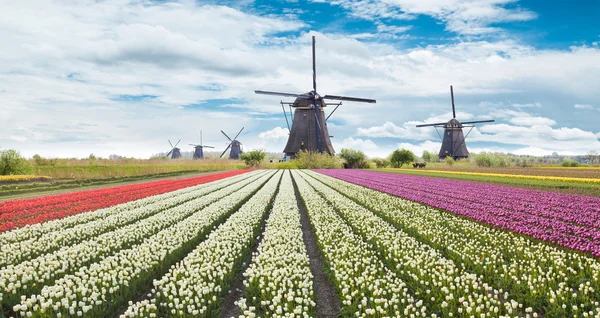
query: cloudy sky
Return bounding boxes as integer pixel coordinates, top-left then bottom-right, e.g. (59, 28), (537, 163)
(1, 0), (599, 158)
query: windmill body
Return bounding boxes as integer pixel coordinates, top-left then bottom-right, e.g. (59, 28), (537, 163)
(166, 140), (182, 159)
(220, 128), (244, 160)
(190, 131), (214, 159)
(417, 86), (494, 160)
(255, 36), (376, 159)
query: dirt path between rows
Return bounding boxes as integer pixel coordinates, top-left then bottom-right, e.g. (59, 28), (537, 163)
(292, 174), (341, 318)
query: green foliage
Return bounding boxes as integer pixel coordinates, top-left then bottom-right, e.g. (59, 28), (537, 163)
(390, 149), (416, 168)
(0, 149), (33, 175)
(473, 152), (511, 167)
(295, 151), (342, 169)
(339, 148), (368, 169)
(240, 150), (267, 168)
(32, 154), (57, 166)
(561, 159), (580, 167)
(445, 156), (455, 166)
(371, 158), (390, 168)
(422, 150), (432, 161)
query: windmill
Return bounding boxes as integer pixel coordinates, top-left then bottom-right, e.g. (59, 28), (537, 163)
(416, 86), (495, 160)
(220, 127), (244, 160)
(190, 131), (214, 159)
(255, 36), (376, 159)
(166, 139), (182, 159)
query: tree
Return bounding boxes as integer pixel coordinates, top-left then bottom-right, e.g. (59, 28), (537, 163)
(0, 149), (33, 175)
(240, 150), (267, 168)
(390, 149), (415, 168)
(339, 148), (368, 169)
(586, 150), (599, 165)
(422, 150), (432, 162)
(372, 158), (389, 168)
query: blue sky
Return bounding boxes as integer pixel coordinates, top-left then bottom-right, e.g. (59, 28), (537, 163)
(0, 0), (599, 158)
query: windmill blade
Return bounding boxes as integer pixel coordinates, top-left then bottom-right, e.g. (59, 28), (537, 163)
(220, 143), (232, 158)
(312, 35), (317, 92)
(460, 120), (495, 125)
(189, 144), (200, 147)
(416, 122), (448, 127)
(232, 127), (245, 141)
(204, 146), (215, 149)
(168, 140), (173, 148)
(166, 149), (173, 157)
(221, 130), (233, 141)
(322, 95), (376, 103)
(174, 139), (181, 147)
(255, 90), (309, 98)
(450, 85), (456, 119)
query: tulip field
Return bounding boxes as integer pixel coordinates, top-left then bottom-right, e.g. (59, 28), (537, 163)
(1, 169), (599, 317)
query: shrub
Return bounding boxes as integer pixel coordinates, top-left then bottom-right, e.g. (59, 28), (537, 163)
(0, 149), (33, 175)
(445, 156), (455, 166)
(473, 152), (511, 167)
(295, 151), (342, 169)
(390, 149), (415, 168)
(339, 148), (368, 169)
(32, 154), (57, 166)
(561, 159), (580, 167)
(240, 150), (267, 168)
(422, 150), (432, 162)
(371, 158), (390, 168)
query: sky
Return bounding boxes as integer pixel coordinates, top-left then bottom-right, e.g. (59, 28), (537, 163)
(0, 0), (599, 159)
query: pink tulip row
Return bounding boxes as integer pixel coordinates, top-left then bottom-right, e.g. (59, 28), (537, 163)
(316, 169), (600, 257)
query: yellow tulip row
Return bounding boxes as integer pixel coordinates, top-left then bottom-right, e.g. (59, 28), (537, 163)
(387, 168), (600, 183)
(0, 175), (51, 182)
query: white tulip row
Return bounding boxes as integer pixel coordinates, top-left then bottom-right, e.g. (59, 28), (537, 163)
(291, 171), (423, 317)
(120, 170), (284, 317)
(238, 171), (315, 318)
(300, 171), (530, 317)
(0, 171), (267, 309)
(0, 171), (258, 247)
(12, 171), (277, 318)
(306, 170), (600, 317)
(1, 171), (264, 267)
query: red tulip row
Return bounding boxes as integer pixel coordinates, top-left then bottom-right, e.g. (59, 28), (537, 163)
(0, 170), (250, 232)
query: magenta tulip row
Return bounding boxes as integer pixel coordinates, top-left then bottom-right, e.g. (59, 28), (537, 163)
(315, 169), (600, 257)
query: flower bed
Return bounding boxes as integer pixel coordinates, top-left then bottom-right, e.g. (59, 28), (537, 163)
(0, 170), (250, 231)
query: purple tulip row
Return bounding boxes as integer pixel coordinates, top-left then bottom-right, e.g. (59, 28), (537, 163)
(315, 169), (600, 257)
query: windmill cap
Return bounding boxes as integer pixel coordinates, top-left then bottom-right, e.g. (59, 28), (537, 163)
(445, 119), (463, 128)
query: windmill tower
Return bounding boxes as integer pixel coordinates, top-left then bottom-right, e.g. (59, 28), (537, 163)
(190, 131), (214, 159)
(166, 140), (182, 159)
(255, 36), (376, 159)
(416, 86), (495, 159)
(220, 127), (244, 160)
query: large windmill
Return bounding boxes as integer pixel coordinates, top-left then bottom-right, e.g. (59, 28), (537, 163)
(220, 127), (244, 160)
(416, 86), (495, 160)
(166, 139), (182, 159)
(190, 131), (214, 159)
(255, 36), (376, 159)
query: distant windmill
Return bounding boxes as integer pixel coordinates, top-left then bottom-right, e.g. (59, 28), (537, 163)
(255, 36), (376, 159)
(166, 140), (182, 159)
(220, 127), (244, 160)
(190, 131), (214, 159)
(416, 86), (495, 159)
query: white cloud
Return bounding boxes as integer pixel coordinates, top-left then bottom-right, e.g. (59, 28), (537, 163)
(512, 102), (541, 108)
(397, 140), (442, 157)
(574, 104), (594, 109)
(258, 127), (289, 140)
(508, 116), (556, 126)
(0, 1), (598, 158)
(336, 137), (378, 151)
(313, 0), (537, 35)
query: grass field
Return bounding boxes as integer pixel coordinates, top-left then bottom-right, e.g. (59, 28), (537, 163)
(32, 159), (245, 179)
(378, 167), (600, 196)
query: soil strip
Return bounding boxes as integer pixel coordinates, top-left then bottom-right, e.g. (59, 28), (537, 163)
(292, 173), (341, 318)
